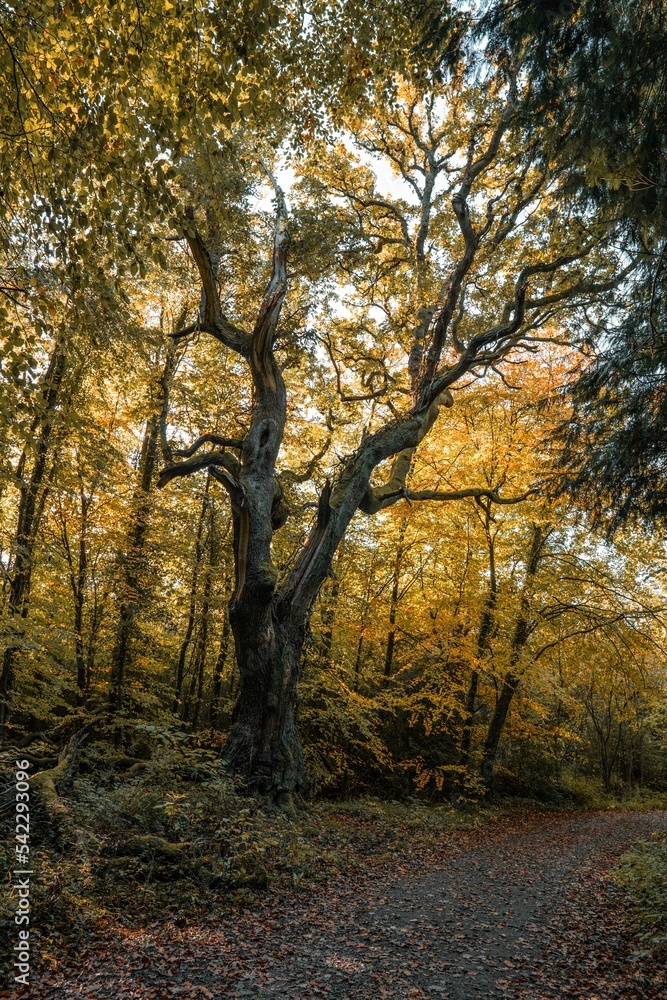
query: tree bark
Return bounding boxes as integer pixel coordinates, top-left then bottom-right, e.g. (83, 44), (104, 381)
(85, 576), (105, 690)
(318, 577), (339, 669)
(352, 547), (380, 690)
(188, 563), (212, 728)
(353, 632), (364, 691)
(57, 463), (98, 696)
(585, 684), (623, 792)
(383, 522), (407, 678)
(222, 604), (305, 801)
(317, 541), (345, 671)
(1, 337), (68, 729)
(217, 395), (457, 796)
(109, 346), (177, 712)
(108, 413), (158, 712)
(172, 480), (209, 714)
(60, 489), (90, 693)
(480, 523), (550, 784)
(209, 610), (231, 728)
(480, 671), (520, 782)
(73, 520), (88, 692)
(459, 508), (497, 786)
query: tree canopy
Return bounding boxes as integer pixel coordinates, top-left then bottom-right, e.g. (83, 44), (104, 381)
(0, 0), (666, 814)
(417, 0), (667, 533)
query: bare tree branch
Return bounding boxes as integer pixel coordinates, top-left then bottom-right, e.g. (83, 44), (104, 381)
(424, 249), (594, 407)
(157, 449), (240, 489)
(179, 207), (251, 355)
(173, 433), (244, 458)
(282, 434), (332, 485)
(420, 71), (519, 394)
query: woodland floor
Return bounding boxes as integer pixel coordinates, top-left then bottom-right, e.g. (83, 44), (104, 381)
(24, 809), (667, 1000)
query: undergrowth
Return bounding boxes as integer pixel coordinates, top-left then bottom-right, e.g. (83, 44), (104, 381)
(0, 728), (501, 979)
(557, 773), (667, 811)
(2, 722), (665, 981)
(614, 833), (667, 955)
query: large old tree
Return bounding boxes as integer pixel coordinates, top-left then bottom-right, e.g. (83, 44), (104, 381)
(1, 4), (665, 812)
(155, 57), (631, 798)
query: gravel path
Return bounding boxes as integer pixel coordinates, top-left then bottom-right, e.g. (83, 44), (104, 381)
(34, 810), (667, 1000)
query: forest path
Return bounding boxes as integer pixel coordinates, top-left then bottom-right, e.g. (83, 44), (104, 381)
(37, 809), (667, 1000)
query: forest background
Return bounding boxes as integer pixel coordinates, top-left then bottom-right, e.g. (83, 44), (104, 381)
(2, 0), (667, 963)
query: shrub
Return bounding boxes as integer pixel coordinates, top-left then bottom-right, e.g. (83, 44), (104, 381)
(614, 834), (667, 954)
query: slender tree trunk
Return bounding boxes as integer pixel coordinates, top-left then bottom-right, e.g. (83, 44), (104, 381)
(480, 524), (550, 785)
(209, 610), (231, 728)
(85, 576), (106, 689)
(190, 567), (212, 728)
(1, 337), (67, 729)
(352, 549), (379, 691)
(317, 578), (339, 666)
(181, 481), (220, 725)
(181, 637), (199, 722)
(60, 480), (91, 694)
(172, 483), (208, 714)
(383, 522), (406, 678)
(480, 671), (520, 782)
(459, 513), (497, 785)
(317, 541), (345, 670)
(459, 670), (479, 777)
(108, 414), (158, 712)
(173, 617), (196, 715)
(353, 632), (364, 690)
(73, 521), (88, 692)
(589, 688), (623, 792)
(109, 347), (177, 712)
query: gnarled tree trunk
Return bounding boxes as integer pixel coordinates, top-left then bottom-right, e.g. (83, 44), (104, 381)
(223, 603), (305, 799)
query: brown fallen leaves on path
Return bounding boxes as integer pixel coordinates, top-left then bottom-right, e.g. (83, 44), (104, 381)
(24, 809), (667, 1000)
